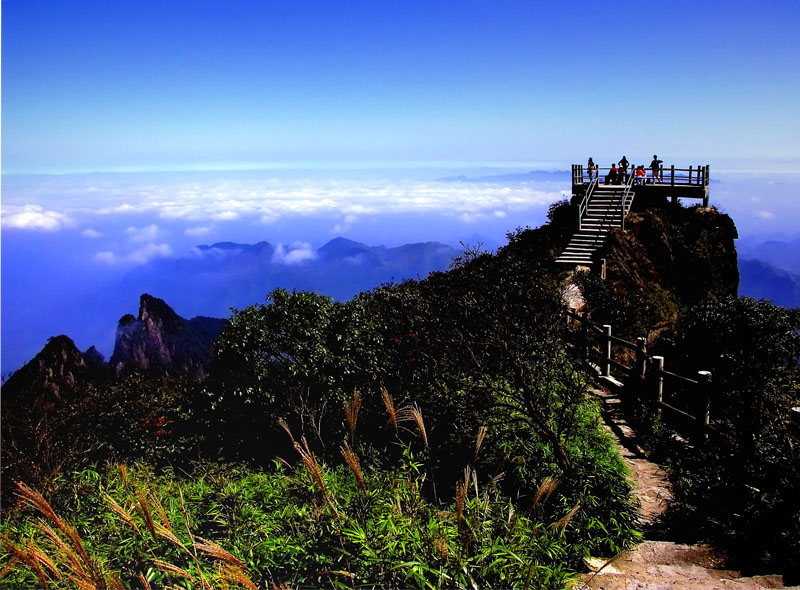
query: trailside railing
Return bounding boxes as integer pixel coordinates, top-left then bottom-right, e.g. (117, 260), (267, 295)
(577, 177), (598, 231)
(564, 308), (728, 443)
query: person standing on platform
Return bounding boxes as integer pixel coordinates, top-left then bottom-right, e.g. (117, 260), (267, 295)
(604, 163), (619, 185)
(618, 156), (630, 183)
(587, 157), (596, 182)
(650, 155), (663, 183)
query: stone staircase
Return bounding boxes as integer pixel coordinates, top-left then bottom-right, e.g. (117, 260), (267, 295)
(576, 541), (790, 589)
(556, 185), (627, 265)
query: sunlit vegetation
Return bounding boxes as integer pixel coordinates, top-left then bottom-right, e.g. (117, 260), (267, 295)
(1, 221), (644, 588)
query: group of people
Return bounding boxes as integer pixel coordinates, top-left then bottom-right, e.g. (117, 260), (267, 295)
(586, 155), (663, 185)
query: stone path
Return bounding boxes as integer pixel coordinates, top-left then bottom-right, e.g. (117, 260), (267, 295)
(574, 384), (795, 590)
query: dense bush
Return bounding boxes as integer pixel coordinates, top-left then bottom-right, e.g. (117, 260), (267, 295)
(646, 297), (800, 580)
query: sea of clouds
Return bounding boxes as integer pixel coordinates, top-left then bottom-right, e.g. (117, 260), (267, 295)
(2, 167), (798, 374)
(0, 168), (568, 373)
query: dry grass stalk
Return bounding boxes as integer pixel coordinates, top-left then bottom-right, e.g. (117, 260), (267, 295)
(134, 487), (157, 538)
(102, 491), (142, 536)
(137, 571), (152, 590)
(433, 536), (449, 561)
(154, 522), (190, 554)
(153, 559), (196, 580)
(532, 476), (559, 507)
(118, 464), (130, 490)
(381, 388), (398, 433)
(554, 504), (581, 531)
(410, 404), (428, 447)
(151, 493), (173, 534)
(455, 467), (471, 527)
(340, 442), (366, 492)
(475, 423), (488, 459)
(195, 537), (247, 569)
(9, 481), (124, 590)
(344, 389), (361, 443)
(218, 563), (259, 590)
(16, 482), (64, 532)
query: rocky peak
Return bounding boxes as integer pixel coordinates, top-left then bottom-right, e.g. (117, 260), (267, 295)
(1, 335), (104, 408)
(110, 294), (226, 378)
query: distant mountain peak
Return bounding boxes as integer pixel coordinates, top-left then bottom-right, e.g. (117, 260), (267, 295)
(110, 294), (226, 378)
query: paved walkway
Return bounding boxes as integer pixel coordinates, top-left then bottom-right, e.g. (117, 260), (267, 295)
(575, 384), (793, 590)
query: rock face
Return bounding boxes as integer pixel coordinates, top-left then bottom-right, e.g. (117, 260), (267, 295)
(110, 294), (226, 378)
(1, 335), (105, 408)
(598, 205), (739, 329)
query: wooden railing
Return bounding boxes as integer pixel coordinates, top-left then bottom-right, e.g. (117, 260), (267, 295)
(565, 308), (725, 442)
(571, 164), (710, 188)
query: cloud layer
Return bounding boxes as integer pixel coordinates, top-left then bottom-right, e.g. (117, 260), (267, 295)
(2, 173), (565, 231)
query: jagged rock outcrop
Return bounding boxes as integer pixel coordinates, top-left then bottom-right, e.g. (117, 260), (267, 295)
(1, 335), (106, 408)
(110, 294), (227, 378)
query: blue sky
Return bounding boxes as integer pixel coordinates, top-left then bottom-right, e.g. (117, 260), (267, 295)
(3, 0), (799, 173)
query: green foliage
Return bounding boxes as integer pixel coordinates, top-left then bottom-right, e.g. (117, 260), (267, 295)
(1, 217), (644, 588)
(645, 297), (800, 580)
(1, 452), (636, 589)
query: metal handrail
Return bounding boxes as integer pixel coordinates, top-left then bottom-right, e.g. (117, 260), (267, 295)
(577, 177), (597, 231)
(620, 171), (635, 230)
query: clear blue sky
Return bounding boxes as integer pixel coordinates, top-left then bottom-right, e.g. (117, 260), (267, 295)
(3, 0), (799, 173)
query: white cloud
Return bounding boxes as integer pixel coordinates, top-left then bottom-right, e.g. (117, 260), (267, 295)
(125, 224), (159, 243)
(211, 210), (240, 221)
(3, 174), (564, 235)
(93, 243), (172, 266)
(81, 228), (104, 238)
(272, 242), (316, 265)
(184, 226), (211, 236)
(756, 210), (775, 219)
(2, 205), (69, 231)
(494, 210), (507, 218)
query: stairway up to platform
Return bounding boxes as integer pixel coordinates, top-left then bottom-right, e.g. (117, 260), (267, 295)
(556, 185), (628, 265)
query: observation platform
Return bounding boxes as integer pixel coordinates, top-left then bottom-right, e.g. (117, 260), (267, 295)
(556, 164), (710, 266)
(571, 164), (710, 206)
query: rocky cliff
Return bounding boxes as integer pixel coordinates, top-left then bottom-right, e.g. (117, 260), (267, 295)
(109, 294), (227, 378)
(576, 204), (739, 338)
(602, 205), (739, 307)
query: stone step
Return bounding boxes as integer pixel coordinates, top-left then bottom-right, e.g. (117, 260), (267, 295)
(578, 541), (787, 589)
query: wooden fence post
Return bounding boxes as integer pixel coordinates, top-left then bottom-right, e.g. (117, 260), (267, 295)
(636, 337), (647, 379)
(581, 310), (590, 365)
(653, 356), (664, 419)
(603, 324), (612, 378)
(697, 370), (713, 441)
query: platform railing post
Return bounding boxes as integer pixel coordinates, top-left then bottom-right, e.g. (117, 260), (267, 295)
(697, 370), (713, 442)
(653, 356), (664, 420)
(603, 324), (612, 378)
(636, 337), (647, 379)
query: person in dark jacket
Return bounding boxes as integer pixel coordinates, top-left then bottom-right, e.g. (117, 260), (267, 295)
(618, 156), (630, 182)
(650, 155), (663, 183)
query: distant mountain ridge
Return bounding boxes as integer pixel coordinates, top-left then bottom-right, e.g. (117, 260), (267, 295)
(116, 237), (461, 319)
(738, 258), (800, 309)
